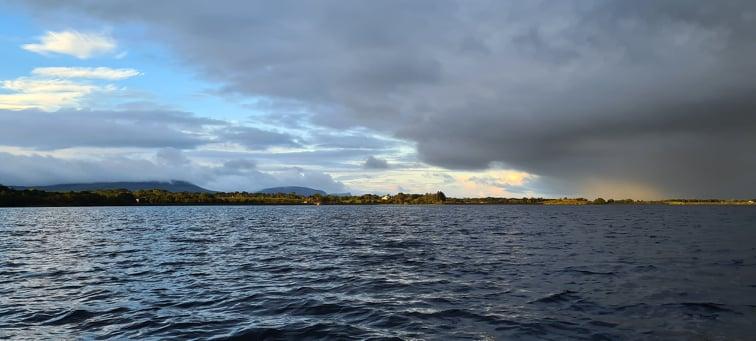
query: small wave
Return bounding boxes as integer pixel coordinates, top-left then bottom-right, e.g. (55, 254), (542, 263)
(669, 302), (736, 313)
(588, 320), (618, 328)
(563, 266), (615, 275)
(219, 322), (378, 340)
(157, 260), (205, 267)
(168, 237), (217, 244)
(531, 290), (579, 303)
(404, 308), (508, 326)
(43, 309), (97, 326)
(120, 318), (166, 332)
(380, 239), (425, 249)
(217, 327), (285, 340)
(21, 269), (72, 279)
(272, 299), (370, 317)
(171, 298), (223, 309)
(633, 265), (658, 272)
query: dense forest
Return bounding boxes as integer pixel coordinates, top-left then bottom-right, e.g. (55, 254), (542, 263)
(0, 185), (753, 207)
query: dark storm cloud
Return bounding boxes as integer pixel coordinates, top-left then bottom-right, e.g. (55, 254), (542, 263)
(363, 156), (389, 170)
(15, 0), (756, 197)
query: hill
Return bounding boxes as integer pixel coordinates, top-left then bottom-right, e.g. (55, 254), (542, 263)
(12, 180), (214, 193)
(257, 186), (326, 196)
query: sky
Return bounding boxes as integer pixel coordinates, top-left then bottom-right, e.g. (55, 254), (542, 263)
(0, 1), (755, 199)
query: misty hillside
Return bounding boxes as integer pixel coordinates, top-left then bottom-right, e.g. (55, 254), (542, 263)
(12, 181), (214, 193)
(257, 186), (327, 196)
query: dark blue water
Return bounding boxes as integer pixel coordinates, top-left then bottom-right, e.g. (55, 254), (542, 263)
(1, 205), (755, 340)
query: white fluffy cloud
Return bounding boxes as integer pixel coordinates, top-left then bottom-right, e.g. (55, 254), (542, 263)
(22, 30), (116, 59)
(31, 67), (141, 80)
(0, 66), (140, 111)
(0, 78), (103, 111)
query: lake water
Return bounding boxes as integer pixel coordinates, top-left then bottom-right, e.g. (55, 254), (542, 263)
(1, 205), (755, 340)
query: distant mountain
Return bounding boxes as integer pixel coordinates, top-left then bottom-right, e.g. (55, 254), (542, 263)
(12, 180), (214, 193)
(257, 186), (326, 196)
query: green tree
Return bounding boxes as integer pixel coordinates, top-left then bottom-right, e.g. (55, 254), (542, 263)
(436, 191), (447, 202)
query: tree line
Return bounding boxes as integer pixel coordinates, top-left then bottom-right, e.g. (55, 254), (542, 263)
(0, 185), (451, 207)
(1, 185), (753, 207)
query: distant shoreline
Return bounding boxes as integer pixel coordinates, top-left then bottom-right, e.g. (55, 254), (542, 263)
(1, 203), (754, 208)
(1, 185), (754, 208)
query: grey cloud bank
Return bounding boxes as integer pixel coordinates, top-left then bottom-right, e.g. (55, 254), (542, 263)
(218, 126), (300, 149)
(0, 108), (350, 192)
(0, 151), (348, 194)
(0, 109), (217, 149)
(13, 0), (756, 197)
(0, 109), (299, 151)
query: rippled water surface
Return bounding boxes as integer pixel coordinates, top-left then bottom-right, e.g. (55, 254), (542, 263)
(1, 205), (755, 340)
